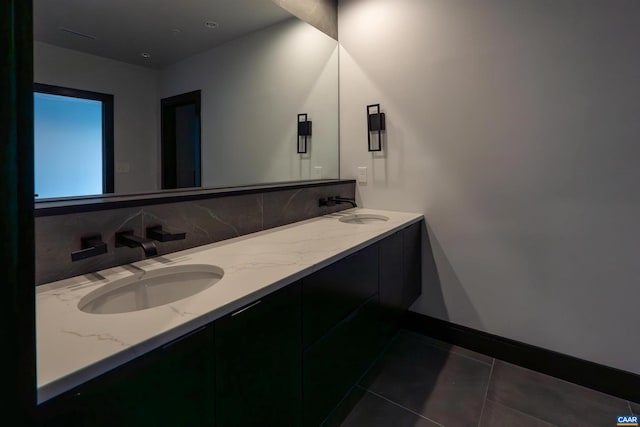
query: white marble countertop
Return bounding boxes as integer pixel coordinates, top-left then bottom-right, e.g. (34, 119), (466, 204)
(36, 208), (423, 403)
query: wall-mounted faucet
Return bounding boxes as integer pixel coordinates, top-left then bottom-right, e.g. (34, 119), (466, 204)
(71, 235), (108, 262)
(334, 197), (357, 208)
(319, 196), (357, 208)
(146, 225), (186, 242)
(116, 230), (158, 257)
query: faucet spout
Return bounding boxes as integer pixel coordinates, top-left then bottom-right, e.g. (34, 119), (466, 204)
(334, 197), (357, 208)
(139, 239), (158, 257)
(116, 231), (158, 257)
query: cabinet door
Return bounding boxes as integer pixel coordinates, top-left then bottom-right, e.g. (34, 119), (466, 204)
(402, 221), (422, 308)
(214, 283), (302, 427)
(38, 323), (216, 427)
(379, 230), (404, 339)
(379, 222), (423, 343)
(303, 296), (381, 427)
(302, 244), (378, 347)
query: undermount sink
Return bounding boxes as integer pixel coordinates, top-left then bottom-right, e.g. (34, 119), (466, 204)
(339, 214), (389, 224)
(78, 264), (224, 314)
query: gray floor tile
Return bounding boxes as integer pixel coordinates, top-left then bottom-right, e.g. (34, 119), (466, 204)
(321, 386), (368, 427)
(400, 329), (494, 365)
(487, 360), (629, 427)
(479, 399), (556, 427)
(631, 401), (640, 415)
(360, 331), (491, 427)
(336, 391), (440, 427)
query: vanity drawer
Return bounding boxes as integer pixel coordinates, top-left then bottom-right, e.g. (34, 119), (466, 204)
(214, 283), (302, 427)
(303, 295), (381, 427)
(37, 323), (216, 427)
(302, 244), (379, 347)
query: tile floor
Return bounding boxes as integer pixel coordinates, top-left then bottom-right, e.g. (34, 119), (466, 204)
(326, 330), (638, 427)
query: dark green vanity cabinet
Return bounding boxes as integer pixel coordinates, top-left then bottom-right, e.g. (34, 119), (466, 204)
(304, 222), (423, 426)
(302, 244), (381, 426)
(37, 220), (423, 427)
(379, 221), (422, 340)
(37, 323), (216, 427)
(302, 244), (379, 347)
(214, 283), (302, 427)
(402, 222), (423, 308)
(303, 296), (382, 426)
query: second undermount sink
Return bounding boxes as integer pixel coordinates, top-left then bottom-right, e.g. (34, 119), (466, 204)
(339, 214), (389, 224)
(78, 264), (224, 315)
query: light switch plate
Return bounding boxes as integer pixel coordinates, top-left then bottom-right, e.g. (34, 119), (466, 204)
(357, 167), (367, 183)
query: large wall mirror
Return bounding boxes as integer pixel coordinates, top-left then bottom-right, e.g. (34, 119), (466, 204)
(33, 0), (339, 200)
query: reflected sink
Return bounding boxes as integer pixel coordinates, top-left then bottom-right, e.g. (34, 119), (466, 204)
(339, 214), (389, 224)
(78, 264), (224, 314)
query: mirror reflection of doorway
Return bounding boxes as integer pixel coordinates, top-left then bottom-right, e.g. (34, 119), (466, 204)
(161, 90), (201, 189)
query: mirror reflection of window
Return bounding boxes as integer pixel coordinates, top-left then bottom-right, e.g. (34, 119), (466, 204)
(33, 84), (114, 199)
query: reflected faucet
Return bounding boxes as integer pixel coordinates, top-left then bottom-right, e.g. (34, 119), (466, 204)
(115, 230), (158, 257)
(319, 196), (358, 208)
(334, 197), (357, 208)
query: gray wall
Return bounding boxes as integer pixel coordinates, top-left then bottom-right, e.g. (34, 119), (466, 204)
(339, 0), (640, 375)
(34, 42), (160, 194)
(273, 0), (338, 40)
(161, 18), (339, 188)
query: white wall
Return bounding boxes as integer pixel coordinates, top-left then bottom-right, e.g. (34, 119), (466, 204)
(339, 0), (640, 375)
(161, 18), (339, 188)
(34, 42), (160, 193)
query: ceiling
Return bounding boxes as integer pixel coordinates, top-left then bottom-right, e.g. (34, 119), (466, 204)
(33, 0), (293, 68)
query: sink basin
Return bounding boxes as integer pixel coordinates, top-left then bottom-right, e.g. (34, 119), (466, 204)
(78, 264), (224, 314)
(339, 214), (389, 224)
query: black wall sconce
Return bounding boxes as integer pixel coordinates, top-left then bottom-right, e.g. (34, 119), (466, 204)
(297, 113), (312, 153)
(367, 104), (386, 152)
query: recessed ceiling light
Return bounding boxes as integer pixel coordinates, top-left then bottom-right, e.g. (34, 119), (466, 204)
(204, 21), (218, 29)
(141, 52), (151, 58)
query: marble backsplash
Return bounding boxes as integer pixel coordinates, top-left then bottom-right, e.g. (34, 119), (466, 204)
(36, 181), (355, 285)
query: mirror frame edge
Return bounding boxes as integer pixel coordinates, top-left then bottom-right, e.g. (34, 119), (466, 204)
(1, 0), (37, 421)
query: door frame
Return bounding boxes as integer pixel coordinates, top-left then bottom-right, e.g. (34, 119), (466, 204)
(1, 0), (37, 422)
(161, 90), (202, 189)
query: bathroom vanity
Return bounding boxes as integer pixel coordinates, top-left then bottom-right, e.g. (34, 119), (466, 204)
(36, 208), (423, 426)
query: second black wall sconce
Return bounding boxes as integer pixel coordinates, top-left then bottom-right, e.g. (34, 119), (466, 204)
(297, 113), (312, 153)
(367, 104), (386, 152)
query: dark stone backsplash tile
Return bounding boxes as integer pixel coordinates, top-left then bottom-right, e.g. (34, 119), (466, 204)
(141, 194), (263, 254)
(36, 207), (144, 285)
(36, 182), (355, 285)
(263, 182), (355, 229)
